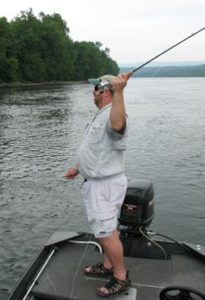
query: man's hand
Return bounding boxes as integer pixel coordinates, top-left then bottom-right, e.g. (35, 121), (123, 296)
(112, 72), (131, 93)
(64, 167), (79, 179)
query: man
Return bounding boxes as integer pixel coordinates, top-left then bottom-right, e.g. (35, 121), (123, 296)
(64, 73), (130, 297)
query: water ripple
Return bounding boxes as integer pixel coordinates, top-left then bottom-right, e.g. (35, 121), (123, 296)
(0, 78), (205, 293)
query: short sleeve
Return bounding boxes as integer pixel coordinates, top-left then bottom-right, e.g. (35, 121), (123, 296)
(106, 121), (127, 150)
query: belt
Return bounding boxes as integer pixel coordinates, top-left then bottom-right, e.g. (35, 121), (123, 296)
(84, 173), (123, 182)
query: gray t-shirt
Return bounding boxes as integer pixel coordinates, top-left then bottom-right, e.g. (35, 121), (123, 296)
(78, 103), (127, 178)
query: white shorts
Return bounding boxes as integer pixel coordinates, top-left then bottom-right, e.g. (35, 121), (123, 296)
(81, 174), (127, 238)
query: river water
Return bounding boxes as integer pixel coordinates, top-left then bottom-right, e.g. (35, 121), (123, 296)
(0, 78), (205, 294)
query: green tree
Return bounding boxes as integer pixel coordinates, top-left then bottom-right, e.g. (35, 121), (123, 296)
(0, 10), (119, 83)
(39, 12), (74, 80)
(11, 9), (47, 81)
(0, 17), (18, 82)
(73, 41), (119, 80)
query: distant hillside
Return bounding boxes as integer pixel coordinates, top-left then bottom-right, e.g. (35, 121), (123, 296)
(120, 64), (205, 77)
(119, 61), (205, 67)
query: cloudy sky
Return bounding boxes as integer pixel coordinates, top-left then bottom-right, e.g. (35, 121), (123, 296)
(1, 0), (205, 64)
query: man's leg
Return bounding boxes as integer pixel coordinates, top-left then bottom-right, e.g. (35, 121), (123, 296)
(97, 229), (127, 295)
(84, 230), (123, 275)
(103, 253), (113, 270)
(99, 229), (126, 280)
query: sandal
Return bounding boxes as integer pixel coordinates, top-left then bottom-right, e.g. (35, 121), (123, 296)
(97, 272), (131, 298)
(84, 263), (113, 278)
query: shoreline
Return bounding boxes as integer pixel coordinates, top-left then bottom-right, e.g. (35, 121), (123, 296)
(0, 80), (88, 88)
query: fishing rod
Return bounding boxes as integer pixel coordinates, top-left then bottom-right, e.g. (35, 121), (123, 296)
(129, 27), (205, 76)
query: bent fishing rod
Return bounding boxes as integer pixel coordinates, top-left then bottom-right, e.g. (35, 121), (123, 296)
(127, 26), (205, 76)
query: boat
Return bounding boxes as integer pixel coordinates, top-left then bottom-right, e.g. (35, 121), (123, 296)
(8, 180), (205, 300)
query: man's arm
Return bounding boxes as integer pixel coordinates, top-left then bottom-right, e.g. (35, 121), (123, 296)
(109, 74), (129, 133)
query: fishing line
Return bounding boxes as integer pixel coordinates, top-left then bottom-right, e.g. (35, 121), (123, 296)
(69, 234), (99, 299)
(128, 27), (205, 76)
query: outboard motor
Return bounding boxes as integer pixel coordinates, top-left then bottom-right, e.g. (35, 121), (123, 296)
(119, 180), (154, 236)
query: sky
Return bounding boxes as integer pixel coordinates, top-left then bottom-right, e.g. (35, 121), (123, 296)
(1, 0), (205, 65)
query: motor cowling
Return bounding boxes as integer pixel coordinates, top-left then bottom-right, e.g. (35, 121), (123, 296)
(119, 180), (154, 229)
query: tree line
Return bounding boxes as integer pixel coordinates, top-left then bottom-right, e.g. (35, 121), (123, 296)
(0, 9), (119, 83)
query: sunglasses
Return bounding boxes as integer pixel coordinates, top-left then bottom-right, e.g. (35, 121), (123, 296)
(94, 85), (104, 93)
(94, 85), (100, 91)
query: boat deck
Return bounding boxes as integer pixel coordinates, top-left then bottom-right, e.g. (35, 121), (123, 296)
(30, 232), (205, 300)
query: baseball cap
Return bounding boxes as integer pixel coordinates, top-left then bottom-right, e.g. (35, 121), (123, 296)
(88, 75), (116, 91)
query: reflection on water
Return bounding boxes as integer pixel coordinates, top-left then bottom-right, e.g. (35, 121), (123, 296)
(0, 78), (205, 293)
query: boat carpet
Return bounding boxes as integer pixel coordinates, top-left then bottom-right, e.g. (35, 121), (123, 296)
(32, 239), (205, 300)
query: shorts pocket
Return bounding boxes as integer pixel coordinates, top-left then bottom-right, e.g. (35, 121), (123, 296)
(90, 215), (117, 237)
